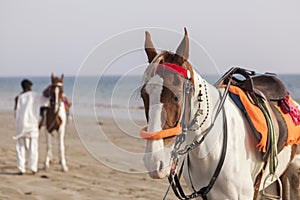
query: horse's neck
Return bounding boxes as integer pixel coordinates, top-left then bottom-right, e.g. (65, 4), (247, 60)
(183, 73), (227, 194)
(184, 73), (263, 197)
(184, 73), (224, 158)
(50, 101), (67, 121)
(190, 73), (221, 132)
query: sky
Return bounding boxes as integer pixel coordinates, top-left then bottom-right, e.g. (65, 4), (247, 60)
(1, 0), (300, 76)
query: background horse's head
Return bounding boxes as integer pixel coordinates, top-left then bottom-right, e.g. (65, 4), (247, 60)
(50, 73), (64, 113)
(141, 29), (194, 179)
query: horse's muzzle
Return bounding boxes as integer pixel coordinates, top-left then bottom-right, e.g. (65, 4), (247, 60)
(148, 163), (170, 179)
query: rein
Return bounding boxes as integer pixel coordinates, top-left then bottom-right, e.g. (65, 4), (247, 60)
(165, 79), (231, 200)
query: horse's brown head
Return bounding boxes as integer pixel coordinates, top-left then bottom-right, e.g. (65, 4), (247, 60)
(140, 28), (194, 179)
(50, 73), (64, 113)
(142, 28), (194, 131)
(46, 73), (64, 133)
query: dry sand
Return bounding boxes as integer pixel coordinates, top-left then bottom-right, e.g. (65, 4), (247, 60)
(0, 111), (178, 200)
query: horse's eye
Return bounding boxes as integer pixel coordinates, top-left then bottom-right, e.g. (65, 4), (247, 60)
(173, 95), (180, 103)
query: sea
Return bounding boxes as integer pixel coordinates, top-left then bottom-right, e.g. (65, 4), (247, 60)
(1, 74), (300, 121)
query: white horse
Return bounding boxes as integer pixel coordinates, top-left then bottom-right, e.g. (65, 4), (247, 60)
(140, 29), (300, 199)
(43, 74), (68, 172)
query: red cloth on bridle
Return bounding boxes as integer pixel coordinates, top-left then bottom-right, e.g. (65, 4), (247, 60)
(157, 63), (189, 79)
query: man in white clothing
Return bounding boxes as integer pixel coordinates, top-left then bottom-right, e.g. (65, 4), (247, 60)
(14, 79), (48, 175)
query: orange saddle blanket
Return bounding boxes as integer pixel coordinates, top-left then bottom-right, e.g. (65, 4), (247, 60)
(228, 85), (300, 152)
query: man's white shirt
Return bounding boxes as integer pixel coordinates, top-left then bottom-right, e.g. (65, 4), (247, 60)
(14, 91), (48, 139)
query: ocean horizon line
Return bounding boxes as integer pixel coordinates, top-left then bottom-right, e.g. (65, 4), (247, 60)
(2, 73), (300, 78)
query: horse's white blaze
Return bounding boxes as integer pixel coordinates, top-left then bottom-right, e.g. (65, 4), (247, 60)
(145, 75), (164, 132)
(54, 86), (59, 113)
(143, 75), (171, 178)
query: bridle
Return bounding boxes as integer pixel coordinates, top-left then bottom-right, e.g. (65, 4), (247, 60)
(166, 79), (230, 200)
(140, 61), (233, 200)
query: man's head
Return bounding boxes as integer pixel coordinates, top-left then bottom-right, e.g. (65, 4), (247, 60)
(21, 79), (33, 92)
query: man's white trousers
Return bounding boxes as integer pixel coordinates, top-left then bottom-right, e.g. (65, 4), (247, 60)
(16, 136), (38, 173)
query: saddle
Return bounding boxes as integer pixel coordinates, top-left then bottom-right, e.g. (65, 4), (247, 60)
(217, 67), (289, 160)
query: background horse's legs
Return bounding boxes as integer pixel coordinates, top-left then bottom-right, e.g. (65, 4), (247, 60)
(283, 144), (300, 200)
(44, 132), (53, 169)
(58, 127), (68, 172)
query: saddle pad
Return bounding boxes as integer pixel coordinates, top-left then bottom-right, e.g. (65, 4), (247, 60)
(228, 85), (300, 152)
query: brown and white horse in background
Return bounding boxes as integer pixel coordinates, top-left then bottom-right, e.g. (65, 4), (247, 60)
(44, 74), (68, 172)
(140, 29), (300, 199)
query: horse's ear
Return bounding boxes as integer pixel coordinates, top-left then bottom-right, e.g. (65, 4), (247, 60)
(51, 73), (55, 82)
(144, 31), (157, 63)
(175, 27), (189, 60)
(61, 74), (64, 82)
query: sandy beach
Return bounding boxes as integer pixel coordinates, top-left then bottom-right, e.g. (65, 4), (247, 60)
(0, 110), (177, 200)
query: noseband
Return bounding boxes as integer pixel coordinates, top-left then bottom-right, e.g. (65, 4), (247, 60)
(140, 124), (181, 140)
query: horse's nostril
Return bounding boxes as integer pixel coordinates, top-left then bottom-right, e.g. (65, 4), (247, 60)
(159, 161), (164, 171)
